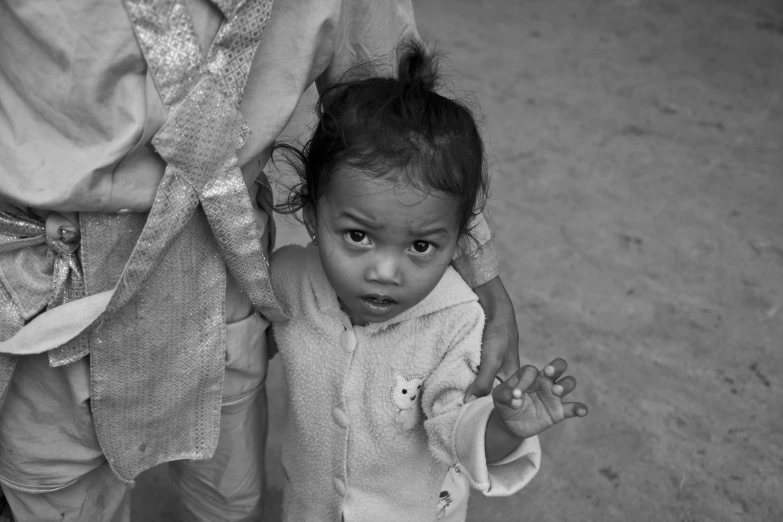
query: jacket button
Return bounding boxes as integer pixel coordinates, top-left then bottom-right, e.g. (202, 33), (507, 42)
(339, 330), (356, 353)
(332, 477), (347, 496)
(331, 407), (349, 428)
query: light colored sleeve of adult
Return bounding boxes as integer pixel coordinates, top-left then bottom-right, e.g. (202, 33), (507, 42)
(238, 0), (420, 184)
(452, 212), (500, 289)
(315, 0), (419, 92)
(421, 303), (540, 496)
(268, 244), (307, 321)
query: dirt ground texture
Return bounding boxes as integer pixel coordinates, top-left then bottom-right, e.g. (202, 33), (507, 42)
(132, 0), (783, 520)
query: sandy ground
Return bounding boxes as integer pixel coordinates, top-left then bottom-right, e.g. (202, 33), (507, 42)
(132, 0), (783, 520)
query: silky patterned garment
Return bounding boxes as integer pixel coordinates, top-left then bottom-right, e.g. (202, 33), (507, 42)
(86, 0), (283, 480)
(0, 210), (88, 367)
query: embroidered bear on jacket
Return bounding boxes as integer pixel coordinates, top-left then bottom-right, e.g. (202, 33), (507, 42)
(391, 373), (424, 430)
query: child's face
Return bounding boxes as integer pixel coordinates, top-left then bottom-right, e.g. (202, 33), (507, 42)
(304, 166), (460, 326)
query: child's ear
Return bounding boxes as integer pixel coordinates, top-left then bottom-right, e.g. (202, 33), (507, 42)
(303, 203), (317, 240)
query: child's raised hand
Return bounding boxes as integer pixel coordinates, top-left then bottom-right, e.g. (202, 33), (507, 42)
(491, 358), (587, 440)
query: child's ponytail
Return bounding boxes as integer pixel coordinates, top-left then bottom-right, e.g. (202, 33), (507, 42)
(397, 41), (439, 94)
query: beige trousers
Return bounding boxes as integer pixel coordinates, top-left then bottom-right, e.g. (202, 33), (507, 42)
(0, 313), (269, 522)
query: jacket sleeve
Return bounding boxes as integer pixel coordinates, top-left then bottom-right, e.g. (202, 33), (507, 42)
(421, 303), (540, 496)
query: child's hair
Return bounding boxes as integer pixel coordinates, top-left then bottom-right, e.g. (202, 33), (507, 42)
(274, 40), (489, 242)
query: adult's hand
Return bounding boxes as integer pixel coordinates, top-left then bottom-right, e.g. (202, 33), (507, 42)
(464, 275), (521, 402)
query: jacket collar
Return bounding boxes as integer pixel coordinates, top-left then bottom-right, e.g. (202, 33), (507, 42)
(304, 243), (478, 333)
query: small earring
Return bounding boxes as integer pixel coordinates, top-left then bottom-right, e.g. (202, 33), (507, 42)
(311, 234), (318, 246)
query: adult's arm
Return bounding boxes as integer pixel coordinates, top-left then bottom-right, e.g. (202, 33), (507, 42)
(452, 215), (521, 400)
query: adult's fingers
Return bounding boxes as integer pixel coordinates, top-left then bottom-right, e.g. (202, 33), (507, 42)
(465, 357), (501, 402)
(466, 276), (521, 402)
(464, 334), (521, 401)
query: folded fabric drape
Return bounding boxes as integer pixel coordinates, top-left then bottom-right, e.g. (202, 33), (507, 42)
(0, 210), (89, 365)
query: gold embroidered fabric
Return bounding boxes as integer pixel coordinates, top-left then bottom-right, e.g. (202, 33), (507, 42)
(0, 210), (60, 320)
(90, 209), (226, 479)
(0, 282), (22, 401)
(112, 0), (281, 318)
(0, 210), (89, 367)
(74, 0), (283, 481)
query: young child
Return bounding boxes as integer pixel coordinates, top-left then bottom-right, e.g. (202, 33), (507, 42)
(268, 42), (588, 522)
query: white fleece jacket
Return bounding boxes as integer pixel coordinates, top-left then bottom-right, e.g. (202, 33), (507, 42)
(270, 244), (540, 522)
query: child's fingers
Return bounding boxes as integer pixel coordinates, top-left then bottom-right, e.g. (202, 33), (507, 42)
(513, 365), (539, 393)
(503, 364), (539, 391)
(494, 365), (538, 406)
(561, 402), (589, 419)
(491, 382), (516, 406)
(509, 365), (540, 408)
(542, 358), (568, 382)
(551, 375), (577, 398)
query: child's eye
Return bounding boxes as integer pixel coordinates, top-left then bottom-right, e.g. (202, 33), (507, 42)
(345, 230), (371, 245)
(411, 241), (433, 254)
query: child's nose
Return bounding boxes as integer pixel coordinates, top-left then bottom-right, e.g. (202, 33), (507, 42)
(368, 253), (401, 285)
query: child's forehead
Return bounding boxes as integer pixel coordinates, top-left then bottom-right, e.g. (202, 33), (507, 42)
(323, 166), (460, 229)
(327, 165), (432, 200)
(327, 166), (444, 205)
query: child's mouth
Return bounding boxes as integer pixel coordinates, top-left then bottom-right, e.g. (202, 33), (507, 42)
(359, 295), (398, 315)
